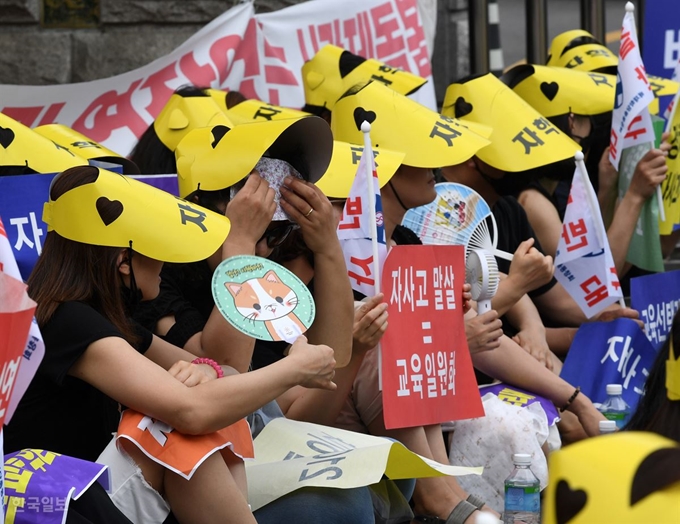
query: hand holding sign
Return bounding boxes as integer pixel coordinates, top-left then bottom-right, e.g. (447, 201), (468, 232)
(353, 294), (389, 354)
(628, 141), (670, 202)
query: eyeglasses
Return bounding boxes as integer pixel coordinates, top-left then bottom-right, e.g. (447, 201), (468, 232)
(258, 223), (299, 248)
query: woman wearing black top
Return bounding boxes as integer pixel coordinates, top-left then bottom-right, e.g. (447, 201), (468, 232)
(5, 165), (337, 524)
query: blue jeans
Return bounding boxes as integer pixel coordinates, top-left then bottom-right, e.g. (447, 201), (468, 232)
(254, 485), (375, 524)
(253, 478), (416, 524)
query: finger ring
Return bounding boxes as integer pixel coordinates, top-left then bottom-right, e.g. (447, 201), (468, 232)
(305, 208), (314, 217)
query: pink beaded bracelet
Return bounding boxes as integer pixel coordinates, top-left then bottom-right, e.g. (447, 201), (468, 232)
(192, 357), (224, 379)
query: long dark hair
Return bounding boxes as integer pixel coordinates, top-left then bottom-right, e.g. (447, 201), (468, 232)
(625, 311), (680, 442)
(27, 166), (139, 343)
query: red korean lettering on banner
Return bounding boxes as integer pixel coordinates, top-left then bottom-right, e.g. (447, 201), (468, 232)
(562, 218), (589, 252)
(381, 245), (483, 429)
(619, 30), (635, 60)
(338, 197), (363, 230)
(634, 65), (650, 86)
(296, 0), (429, 78)
(2, 103), (66, 128)
(580, 275), (610, 307)
(610, 129), (620, 160)
(394, 0), (431, 77)
(348, 255), (375, 288)
(624, 114), (648, 141)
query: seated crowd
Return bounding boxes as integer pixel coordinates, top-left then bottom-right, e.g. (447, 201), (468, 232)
(1, 29), (679, 524)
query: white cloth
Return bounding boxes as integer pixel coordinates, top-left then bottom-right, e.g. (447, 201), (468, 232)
(97, 436), (171, 524)
(447, 394), (551, 513)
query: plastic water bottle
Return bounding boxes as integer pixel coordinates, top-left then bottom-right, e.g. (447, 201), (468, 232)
(598, 384), (630, 429)
(504, 453), (540, 524)
(599, 420), (617, 434)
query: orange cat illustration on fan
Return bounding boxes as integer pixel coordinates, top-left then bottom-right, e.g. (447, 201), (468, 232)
(225, 270), (306, 341)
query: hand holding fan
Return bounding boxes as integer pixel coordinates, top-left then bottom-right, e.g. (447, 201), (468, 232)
(402, 182), (513, 261)
(466, 248), (500, 313)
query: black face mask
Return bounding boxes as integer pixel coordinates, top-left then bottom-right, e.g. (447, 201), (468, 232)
(476, 162), (535, 197)
(119, 247), (143, 313)
(573, 132), (595, 156)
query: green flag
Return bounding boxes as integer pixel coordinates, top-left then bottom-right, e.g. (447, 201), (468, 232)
(617, 139), (665, 272)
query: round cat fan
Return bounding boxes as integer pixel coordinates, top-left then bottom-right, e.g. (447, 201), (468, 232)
(402, 182), (513, 261)
(211, 255), (315, 344)
(466, 248), (500, 314)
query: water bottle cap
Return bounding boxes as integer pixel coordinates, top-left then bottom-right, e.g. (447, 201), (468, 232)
(512, 453), (532, 465)
(606, 384), (623, 395)
(599, 420), (617, 433)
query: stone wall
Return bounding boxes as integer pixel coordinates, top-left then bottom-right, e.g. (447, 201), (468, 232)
(0, 0), (469, 103)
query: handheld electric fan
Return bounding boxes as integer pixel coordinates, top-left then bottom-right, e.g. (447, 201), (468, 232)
(402, 182), (513, 261)
(466, 248), (500, 314)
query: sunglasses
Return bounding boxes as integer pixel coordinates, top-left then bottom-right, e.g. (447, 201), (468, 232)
(259, 223), (299, 248)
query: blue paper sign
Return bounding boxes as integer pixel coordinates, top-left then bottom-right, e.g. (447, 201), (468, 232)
(643, 0), (680, 79)
(560, 318), (660, 412)
(630, 270), (680, 350)
(0, 173), (179, 280)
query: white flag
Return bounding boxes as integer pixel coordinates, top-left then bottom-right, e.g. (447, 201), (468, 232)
(336, 147), (387, 297)
(609, 7), (655, 170)
(0, 216), (45, 423)
(554, 167), (623, 318)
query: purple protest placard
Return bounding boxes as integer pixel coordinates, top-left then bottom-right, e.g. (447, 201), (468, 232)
(479, 383), (560, 426)
(3, 449), (109, 524)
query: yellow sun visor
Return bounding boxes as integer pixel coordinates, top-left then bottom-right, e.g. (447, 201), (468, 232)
(0, 112), (88, 173)
(443, 73), (580, 172)
(225, 99), (309, 125)
(543, 432), (680, 524)
(154, 94), (234, 151)
(316, 141), (405, 198)
(302, 44), (427, 110)
(331, 81), (490, 169)
(175, 116), (333, 198)
(649, 75), (680, 97)
(43, 167), (230, 262)
(549, 43), (619, 72)
(503, 64), (615, 117)
(667, 337), (680, 401)
(34, 124), (139, 174)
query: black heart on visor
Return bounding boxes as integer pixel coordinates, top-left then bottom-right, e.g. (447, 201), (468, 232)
(0, 126), (15, 149)
(454, 97), (473, 118)
(555, 479), (588, 524)
(540, 81), (559, 101)
(353, 107), (377, 131)
(96, 197), (124, 226)
(211, 125), (231, 149)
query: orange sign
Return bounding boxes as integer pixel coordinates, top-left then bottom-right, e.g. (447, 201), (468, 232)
(117, 410), (254, 479)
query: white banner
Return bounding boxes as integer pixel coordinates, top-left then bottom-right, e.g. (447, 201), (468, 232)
(609, 7), (655, 169)
(555, 166), (623, 318)
(0, 0), (435, 157)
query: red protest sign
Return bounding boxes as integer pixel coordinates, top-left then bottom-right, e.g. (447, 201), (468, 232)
(380, 245), (483, 429)
(0, 272), (37, 427)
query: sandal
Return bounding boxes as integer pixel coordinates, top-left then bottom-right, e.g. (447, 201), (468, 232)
(413, 500), (478, 524)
